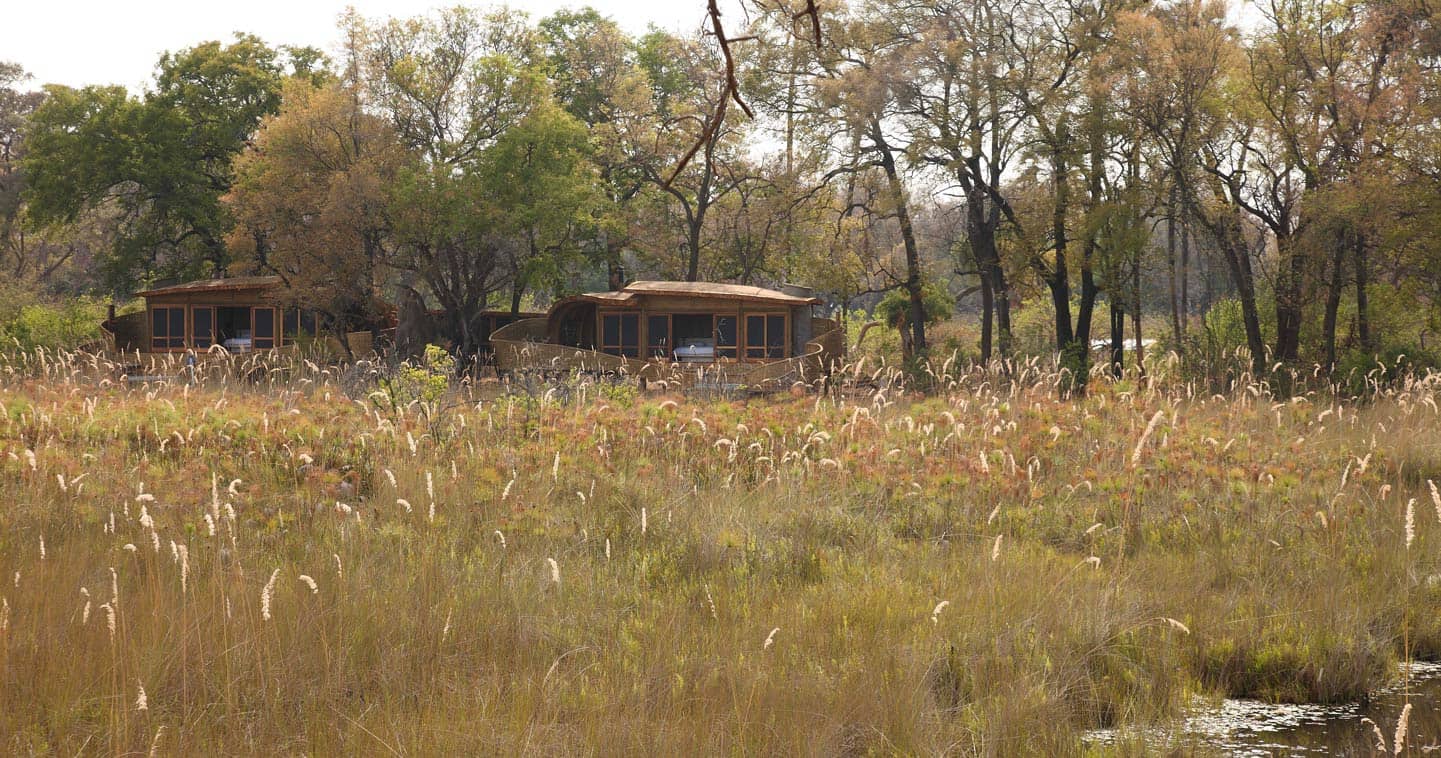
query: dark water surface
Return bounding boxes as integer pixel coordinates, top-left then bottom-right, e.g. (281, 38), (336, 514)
(1089, 662), (1441, 755)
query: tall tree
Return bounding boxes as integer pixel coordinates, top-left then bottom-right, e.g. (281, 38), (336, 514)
(227, 78), (408, 342)
(347, 7), (547, 354)
(23, 36), (289, 291)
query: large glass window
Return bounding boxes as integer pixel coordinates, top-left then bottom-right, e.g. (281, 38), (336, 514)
(192, 307), (214, 349)
(745, 313), (787, 360)
(252, 307), (276, 350)
(646, 315), (671, 358)
(600, 312), (639, 357)
(714, 315), (737, 359)
(282, 309), (319, 343)
(150, 307), (185, 350)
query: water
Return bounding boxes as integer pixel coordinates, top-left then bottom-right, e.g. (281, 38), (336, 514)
(1089, 662), (1441, 755)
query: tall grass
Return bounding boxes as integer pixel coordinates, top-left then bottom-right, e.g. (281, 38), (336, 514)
(0, 347), (1438, 753)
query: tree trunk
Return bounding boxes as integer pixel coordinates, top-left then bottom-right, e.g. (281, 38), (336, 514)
(1198, 205), (1267, 375)
(1132, 258), (1145, 378)
(877, 129), (926, 356)
(966, 185), (1011, 362)
(1179, 215), (1190, 339)
(1322, 234), (1346, 371)
(1049, 140), (1074, 353)
(1355, 232), (1371, 353)
(1273, 235), (1304, 363)
(1110, 298), (1125, 378)
(1167, 188), (1182, 348)
(685, 219), (703, 282)
(510, 279), (525, 316)
(979, 273), (994, 365)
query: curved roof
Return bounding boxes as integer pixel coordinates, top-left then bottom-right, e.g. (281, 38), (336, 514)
(136, 275), (283, 298)
(558, 280), (820, 308)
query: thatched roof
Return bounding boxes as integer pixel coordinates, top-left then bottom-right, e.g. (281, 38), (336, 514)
(563, 280), (820, 307)
(136, 276), (284, 298)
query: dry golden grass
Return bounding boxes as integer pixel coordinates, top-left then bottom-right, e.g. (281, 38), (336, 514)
(0, 348), (1438, 754)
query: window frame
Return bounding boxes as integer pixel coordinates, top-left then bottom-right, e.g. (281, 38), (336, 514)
(251, 306), (278, 350)
(713, 314), (739, 359)
(150, 306), (187, 351)
(191, 306), (215, 350)
(598, 310), (641, 357)
(742, 312), (789, 360)
(645, 314), (672, 359)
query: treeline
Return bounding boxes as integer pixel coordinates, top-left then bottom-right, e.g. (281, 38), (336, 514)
(3, 1), (1441, 375)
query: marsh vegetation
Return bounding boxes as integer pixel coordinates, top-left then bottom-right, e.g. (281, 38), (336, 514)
(0, 349), (1438, 754)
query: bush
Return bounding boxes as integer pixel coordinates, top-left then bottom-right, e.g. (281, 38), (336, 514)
(0, 297), (111, 352)
(374, 344), (455, 409)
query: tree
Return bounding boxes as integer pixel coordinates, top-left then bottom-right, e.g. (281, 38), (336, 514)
(347, 7), (548, 355)
(22, 36), (291, 292)
(479, 101), (601, 312)
(632, 29), (756, 283)
(538, 9), (652, 288)
(803, 3), (934, 356)
(227, 78), (408, 343)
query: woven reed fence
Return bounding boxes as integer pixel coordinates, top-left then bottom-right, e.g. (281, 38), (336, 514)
(492, 317), (844, 390)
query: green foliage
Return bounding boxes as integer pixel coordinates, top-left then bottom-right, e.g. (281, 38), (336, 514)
(22, 36), (288, 291)
(375, 344), (454, 409)
(875, 282), (952, 330)
(0, 297), (110, 351)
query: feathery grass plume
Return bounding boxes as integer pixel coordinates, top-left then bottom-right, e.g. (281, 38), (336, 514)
(100, 602), (114, 641)
(552, 450), (560, 481)
(383, 468), (396, 488)
(396, 498), (412, 513)
(110, 567), (118, 607)
(204, 513), (216, 537)
(1084, 556), (1101, 568)
(704, 585), (718, 620)
(605, 538), (611, 561)
(1163, 617), (1190, 635)
(1363, 717), (1387, 751)
(1394, 702), (1411, 755)
(1429, 480), (1441, 524)
(501, 477), (515, 502)
(227, 478), (242, 496)
(178, 544), (189, 594)
(149, 726), (166, 757)
(261, 569), (280, 621)
(547, 558), (560, 586)
(0, 597), (8, 632)
(764, 627), (780, 650)
(641, 507), (648, 535)
(991, 535), (1003, 562)
(1406, 498), (1417, 549)
(931, 600), (949, 624)
(1131, 410), (1167, 466)
(298, 575), (318, 594)
(494, 530), (506, 549)
(134, 681), (148, 711)
(334, 553), (343, 579)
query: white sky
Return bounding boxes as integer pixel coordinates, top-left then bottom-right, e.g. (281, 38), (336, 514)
(7, 0), (716, 92)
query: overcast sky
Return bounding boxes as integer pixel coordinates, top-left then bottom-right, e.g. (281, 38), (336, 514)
(8, 0), (718, 91)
